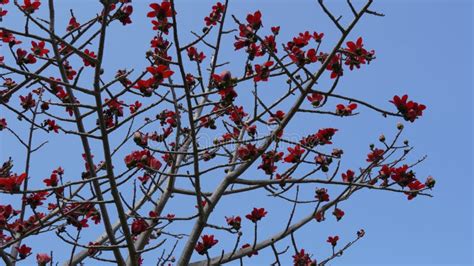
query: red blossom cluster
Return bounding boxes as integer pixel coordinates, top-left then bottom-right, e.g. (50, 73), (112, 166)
(204, 2), (225, 26)
(124, 150), (162, 170)
(195, 234), (218, 255)
(390, 95), (426, 122)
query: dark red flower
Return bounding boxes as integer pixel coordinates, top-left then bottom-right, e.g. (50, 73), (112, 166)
(336, 103), (357, 116)
(332, 208), (345, 221)
(269, 110), (285, 123)
(271, 26), (280, 35)
(115, 5), (133, 25)
(147, 1), (173, 19)
(0, 118), (6, 130)
(342, 169), (355, 183)
(131, 218), (148, 235)
(245, 207), (267, 223)
(313, 31), (324, 42)
(36, 253), (51, 265)
(20, 0), (40, 14)
(0, 173), (27, 192)
(195, 234), (218, 255)
(326, 54), (343, 79)
(292, 249), (314, 266)
(284, 145), (305, 163)
(16, 48), (36, 64)
(237, 144), (259, 161)
(124, 150), (162, 170)
(246, 10), (262, 30)
(129, 100), (142, 114)
(258, 151), (283, 175)
(315, 188), (329, 202)
(82, 49), (96, 67)
(390, 95), (426, 122)
(366, 148), (384, 163)
(146, 65), (174, 84)
(43, 173), (58, 187)
(253, 60), (273, 82)
(23, 191), (48, 209)
(307, 93), (324, 107)
(66, 16), (80, 32)
(44, 119), (60, 133)
(225, 216), (242, 230)
(187, 46), (206, 63)
(16, 244), (31, 259)
(327, 235), (339, 247)
(31, 41), (49, 56)
(406, 180), (426, 200)
(204, 2), (225, 26)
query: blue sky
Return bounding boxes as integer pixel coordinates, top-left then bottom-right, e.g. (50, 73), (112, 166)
(1, 0), (472, 265)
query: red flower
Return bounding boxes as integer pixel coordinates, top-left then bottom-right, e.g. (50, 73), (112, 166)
(16, 48), (36, 64)
(314, 211), (325, 222)
(237, 144), (259, 161)
(390, 95), (426, 122)
(258, 151), (283, 175)
(366, 148), (384, 163)
(307, 93), (324, 107)
(124, 150), (162, 170)
(187, 46), (206, 63)
(82, 49), (96, 67)
(131, 218), (148, 235)
(0, 173), (27, 192)
(20, 0), (40, 14)
(292, 249), (314, 266)
(406, 180), (426, 200)
(269, 110), (285, 123)
(116, 5), (133, 25)
(332, 208), (345, 221)
(342, 169), (355, 183)
(195, 234), (218, 255)
(245, 207), (267, 223)
(253, 60), (273, 82)
(0, 118), (7, 131)
(16, 244), (31, 259)
(326, 54), (343, 79)
(391, 165), (415, 187)
(31, 41), (49, 56)
(313, 31), (324, 42)
(147, 1), (173, 19)
(23, 191), (48, 209)
(19, 93), (36, 110)
(271, 26), (280, 35)
(315, 188), (329, 202)
(246, 10), (262, 30)
(36, 253), (51, 265)
(66, 16), (80, 32)
(327, 235), (339, 247)
(129, 100), (142, 114)
(344, 37), (375, 70)
(45, 119), (60, 133)
(43, 173), (58, 187)
(336, 103), (357, 116)
(225, 216), (242, 230)
(284, 145), (305, 163)
(146, 65), (174, 84)
(204, 2), (225, 26)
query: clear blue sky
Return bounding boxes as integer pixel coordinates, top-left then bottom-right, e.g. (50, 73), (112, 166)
(1, 0), (472, 265)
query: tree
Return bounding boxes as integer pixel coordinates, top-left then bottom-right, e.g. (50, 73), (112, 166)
(0, 0), (435, 265)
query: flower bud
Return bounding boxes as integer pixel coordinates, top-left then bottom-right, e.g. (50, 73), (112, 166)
(397, 122), (404, 130)
(379, 134), (386, 142)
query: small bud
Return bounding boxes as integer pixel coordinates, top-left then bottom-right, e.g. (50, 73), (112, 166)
(369, 144), (375, 149)
(357, 229), (365, 238)
(403, 140), (409, 145)
(425, 176), (436, 189)
(379, 134), (386, 142)
(397, 122), (404, 130)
